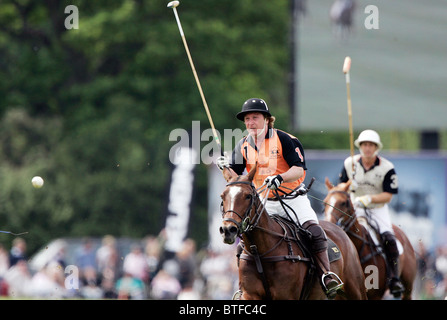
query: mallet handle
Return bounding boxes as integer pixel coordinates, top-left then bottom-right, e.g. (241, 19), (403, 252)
(169, 5), (223, 155)
(343, 56), (355, 172)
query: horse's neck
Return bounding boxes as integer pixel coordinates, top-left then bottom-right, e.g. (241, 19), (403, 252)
(242, 202), (279, 253)
(348, 216), (371, 249)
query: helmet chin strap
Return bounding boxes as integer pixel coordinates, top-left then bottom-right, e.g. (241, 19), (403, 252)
(256, 125), (267, 138)
(359, 148), (379, 158)
(249, 120), (269, 139)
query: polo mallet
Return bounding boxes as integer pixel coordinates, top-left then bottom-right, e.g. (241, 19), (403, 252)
(167, 1), (223, 156)
(0, 230), (28, 236)
(343, 56), (355, 172)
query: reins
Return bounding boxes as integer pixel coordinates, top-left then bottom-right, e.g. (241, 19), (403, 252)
(221, 179), (320, 258)
(310, 190), (355, 221)
(268, 180), (356, 230)
(323, 190), (381, 265)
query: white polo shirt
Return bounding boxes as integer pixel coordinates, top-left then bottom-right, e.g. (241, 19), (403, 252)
(340, 154), (398, 208)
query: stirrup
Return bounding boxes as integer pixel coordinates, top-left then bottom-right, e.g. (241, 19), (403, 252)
(232, 290), (243, 300)
(322, 272), (344, 298)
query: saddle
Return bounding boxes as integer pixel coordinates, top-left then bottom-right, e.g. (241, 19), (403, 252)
(275, 215), (341, 262)
(356, 216), (403, 263)
(238, 215), (340, 263)
(236, 215), (341, 299)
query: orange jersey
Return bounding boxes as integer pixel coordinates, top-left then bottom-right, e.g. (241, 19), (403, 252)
(231, 129), (306, 198)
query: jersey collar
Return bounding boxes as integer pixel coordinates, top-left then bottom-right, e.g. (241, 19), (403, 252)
(358, 156), (380, 172)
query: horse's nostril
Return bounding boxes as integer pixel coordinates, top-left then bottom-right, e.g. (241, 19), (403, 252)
(220, 225), (239, 237)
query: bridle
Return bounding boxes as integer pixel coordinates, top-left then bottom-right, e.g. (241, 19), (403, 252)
(325, 190), (356, 232)
(325, 189), (381, 265)
(221, 180), (301, 300)
(221, 181), (266, 236)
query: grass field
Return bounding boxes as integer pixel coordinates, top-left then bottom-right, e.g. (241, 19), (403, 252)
(295, 0), (447, 132)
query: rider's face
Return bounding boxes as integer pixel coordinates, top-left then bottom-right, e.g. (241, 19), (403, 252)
(359, 141), (378, 158)
(244, 112), (267, 138)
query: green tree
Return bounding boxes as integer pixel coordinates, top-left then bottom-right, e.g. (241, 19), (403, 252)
(0, 0), (291, 253)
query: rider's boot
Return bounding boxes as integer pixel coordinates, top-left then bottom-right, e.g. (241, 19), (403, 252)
(382, 232), (405, 298)
(303, 221), (344, 299)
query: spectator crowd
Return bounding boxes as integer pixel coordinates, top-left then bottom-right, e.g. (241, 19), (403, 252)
(414, 241), (447, 300)
(0, 233), (239, 299)
(0, 234), (446, 300)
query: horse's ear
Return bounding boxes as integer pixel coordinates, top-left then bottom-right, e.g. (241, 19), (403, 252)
(325, 177), (334, 190)
(247, 163), (257, 182)
(222, 167), (238, 182)
(344, 180), (352, 192)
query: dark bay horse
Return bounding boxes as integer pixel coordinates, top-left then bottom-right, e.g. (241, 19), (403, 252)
(219, 166), (367, 300)
(323, 179), (417, 300)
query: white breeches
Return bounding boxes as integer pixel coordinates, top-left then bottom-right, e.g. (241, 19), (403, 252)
(356, 204), (394, 234)
(264, 194), (319, 225)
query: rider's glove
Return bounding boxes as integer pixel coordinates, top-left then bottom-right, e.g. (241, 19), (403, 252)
(216, 152), (229, 171)
(354, 195), (372, 208)
(265, 175), (284, 190)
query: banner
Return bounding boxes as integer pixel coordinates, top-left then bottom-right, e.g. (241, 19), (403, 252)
(207, 164), (233, 252)
(164, 146), (197, 253)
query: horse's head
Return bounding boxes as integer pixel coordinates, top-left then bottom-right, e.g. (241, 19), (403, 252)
(323, 178), (355, 229)
(219, 164), (259, 244)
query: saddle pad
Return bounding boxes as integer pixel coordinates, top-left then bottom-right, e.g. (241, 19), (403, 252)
(270, 215), (343, 262)
(327, 238), (342, 263)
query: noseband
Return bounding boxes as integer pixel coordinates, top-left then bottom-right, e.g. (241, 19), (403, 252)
(221, 181), (264, 235)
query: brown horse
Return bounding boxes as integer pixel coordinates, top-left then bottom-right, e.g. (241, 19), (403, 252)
(219, 166), (367, 300)
(323, 179), (417, 300)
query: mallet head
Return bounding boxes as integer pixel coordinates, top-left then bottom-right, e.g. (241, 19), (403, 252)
(343, 56), (352, 74)
(167, 1), (180, 8)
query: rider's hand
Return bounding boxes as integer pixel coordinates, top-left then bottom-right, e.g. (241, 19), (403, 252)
(265, 175), (284, 190)
(216, 152), (229, 171)
(354, 195), (372, 208)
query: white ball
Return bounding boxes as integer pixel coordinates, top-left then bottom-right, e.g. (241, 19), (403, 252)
(31, 176), (44, 188)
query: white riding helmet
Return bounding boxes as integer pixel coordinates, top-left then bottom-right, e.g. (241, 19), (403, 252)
(354, 130), (383, 151)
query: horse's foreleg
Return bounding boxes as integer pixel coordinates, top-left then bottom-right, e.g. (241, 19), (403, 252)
(401, 283), (413, 300)
(400, 259), (416, 300)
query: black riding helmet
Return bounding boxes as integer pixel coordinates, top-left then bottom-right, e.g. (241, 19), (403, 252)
(236, 98), (271, 121)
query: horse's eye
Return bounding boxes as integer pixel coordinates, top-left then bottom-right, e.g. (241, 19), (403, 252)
(245, 194), (252, 200)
